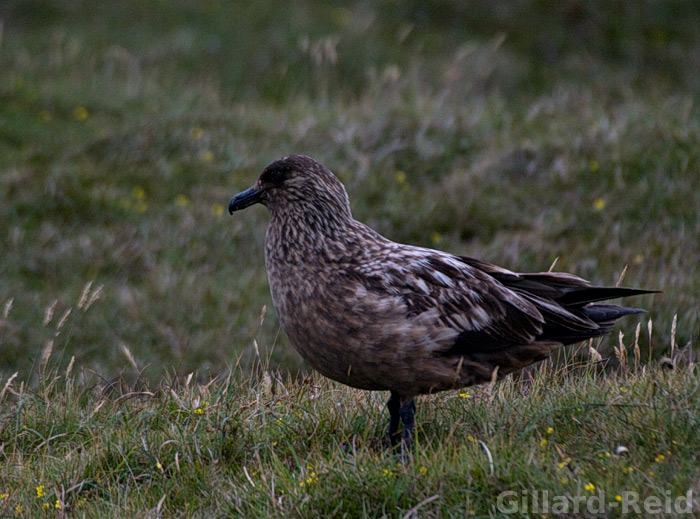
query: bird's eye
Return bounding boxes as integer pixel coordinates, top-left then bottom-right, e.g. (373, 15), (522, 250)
(260, 167), (291, 187)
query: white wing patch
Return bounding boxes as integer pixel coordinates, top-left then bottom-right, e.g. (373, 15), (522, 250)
(414, 277), (430, 294)
(431, 270), (453, 287)
(468, 305), (491, 328)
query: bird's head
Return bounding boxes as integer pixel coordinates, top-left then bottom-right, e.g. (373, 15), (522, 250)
(228, 155), (352, 219)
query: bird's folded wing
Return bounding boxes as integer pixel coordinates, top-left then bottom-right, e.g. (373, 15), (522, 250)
(349, 249), (555, 352)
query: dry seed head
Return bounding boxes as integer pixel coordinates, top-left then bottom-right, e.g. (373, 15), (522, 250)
(633, 322), (641, 366)
(44, 300), (58, 326)
(0, 372), (19, 401)
(65, 356), (75, 378)
(615, 264), (628, 287)
(615, 331), (627, 364)
(647, 319), (654, 364)
(57, 308), (72, 332)
(78, 281), (93, 309)
(3, 297), (13, 319)
(261, 371), (273, 398)
(85, 284), (103, 310)
(588, 342), (603, 362)
(121, 343), (138, 371)
(670, 314), (677, 357)
(41, 339), (54, 371)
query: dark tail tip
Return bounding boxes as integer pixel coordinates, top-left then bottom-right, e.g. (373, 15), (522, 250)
(584, 304), (646, 324)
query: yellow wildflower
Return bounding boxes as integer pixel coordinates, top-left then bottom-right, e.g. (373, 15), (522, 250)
(546, 427), (553, 434)
(73, 106), (89, 121)
(584, 483), (595, 492)
(458, 392), (471, 399)
(190, 127), (204, 140)
(593, 197), (606, 211)
(36, 485), (45, 498)
(419, 466), (428, 476)
(175, 194), (190, 207)
(129, 187), (147, 212)
(211, 203), (225, 216)
(540, 438), (548, 447)
(132, 186), (146, 200)
(395, 171), (406, 185)
(0, 493), (8, 499)
(200, 149), (214, 163)
(55, 499), (62, 509)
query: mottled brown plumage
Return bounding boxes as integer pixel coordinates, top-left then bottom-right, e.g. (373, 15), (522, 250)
(229, 154), (656, 447)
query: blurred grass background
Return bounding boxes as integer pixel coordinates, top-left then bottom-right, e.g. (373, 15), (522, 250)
(1, 0), (698, 383)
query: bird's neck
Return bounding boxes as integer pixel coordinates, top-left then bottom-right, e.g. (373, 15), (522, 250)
(266, 206), (383, 264)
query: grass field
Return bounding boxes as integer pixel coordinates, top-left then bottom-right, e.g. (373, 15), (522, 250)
(1, 1), (699, 517)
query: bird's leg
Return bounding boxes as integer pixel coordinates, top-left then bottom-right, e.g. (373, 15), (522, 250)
(387, 391), (401, 447)
(399, 398), (417, 449)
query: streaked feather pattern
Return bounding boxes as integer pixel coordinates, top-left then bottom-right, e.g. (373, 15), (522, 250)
(229, 154), (657, 444)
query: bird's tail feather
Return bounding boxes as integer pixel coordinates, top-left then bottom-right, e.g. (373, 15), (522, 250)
(538, 303), (646, 346)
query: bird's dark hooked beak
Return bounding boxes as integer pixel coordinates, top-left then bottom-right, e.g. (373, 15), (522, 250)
(229, 185), (264, 214)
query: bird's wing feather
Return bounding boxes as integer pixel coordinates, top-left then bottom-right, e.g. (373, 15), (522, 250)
(459, 256), (657, 304)
(348, 246), (586, 354)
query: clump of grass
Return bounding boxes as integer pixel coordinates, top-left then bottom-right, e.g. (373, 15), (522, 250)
(0, 318), (697, 518)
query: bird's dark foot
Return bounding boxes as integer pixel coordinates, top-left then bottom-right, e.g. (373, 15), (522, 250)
(386, 391), (401, 448)
(386, 392), (416, 461)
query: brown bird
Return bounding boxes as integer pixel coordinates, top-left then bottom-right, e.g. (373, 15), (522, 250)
(229, 155), (655, 448)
